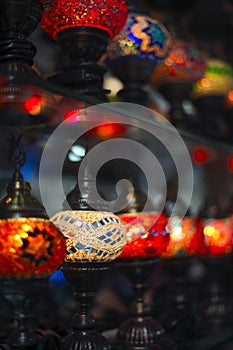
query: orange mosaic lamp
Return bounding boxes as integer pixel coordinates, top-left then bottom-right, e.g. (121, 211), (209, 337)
(0, 136), (66, 279)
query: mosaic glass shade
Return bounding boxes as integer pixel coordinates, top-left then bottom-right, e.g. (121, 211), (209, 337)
(51, 210), (126, 262)
(40, 0), (128, 39)
(106, 12), (171, 64)
(118, 212), (169, 259)
(162, 216), (206, 257)
(202, 217), (233, 256)
(151, 40), (206, 85)
(192, 58), (233, 98)
(0, 218), (66, 278)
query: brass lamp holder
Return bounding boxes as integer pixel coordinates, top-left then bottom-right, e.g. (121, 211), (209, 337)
(0, 135), (61, 349)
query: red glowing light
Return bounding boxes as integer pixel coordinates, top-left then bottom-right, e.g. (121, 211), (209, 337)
(227, 90), (233, 103)
(24, 95), (42, 116)
(228, 155), (233, 172)
(90, 123), (126, 139)
(192, 148), (209, 164)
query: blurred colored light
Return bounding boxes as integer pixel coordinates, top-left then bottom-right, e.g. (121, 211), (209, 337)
(202, 218), (233, 256)
(90, 123), (126, 139)
(192, 148), (209, 164)
(23, 95), (42, 116)
(151, 40), (206, 84)
(228, 155), (233, 172)
(192, 58), (233, 98)
(162, 217), (206, 257)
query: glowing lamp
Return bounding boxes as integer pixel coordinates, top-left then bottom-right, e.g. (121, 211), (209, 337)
(192, 58), (233, 98)
(107, 13), (171, 64)
(202, 218), (233, 256)
(51, 210), (126, 262)
(40, 0), (128, 39)
(0, 218), (66, 278)
(162, 216), (206, 257)
(0, 135), (66, 279)
(151, 40), (206, 85)
(118, 212), (169, 259)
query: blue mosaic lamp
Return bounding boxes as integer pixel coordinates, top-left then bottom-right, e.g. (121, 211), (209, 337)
(106, 11), (171, 104)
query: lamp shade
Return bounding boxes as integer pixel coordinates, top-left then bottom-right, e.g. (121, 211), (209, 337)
(202, 217), (233, 256)
(40, 0), (128, 39)
(51, 210), (126, 262)
(192, 58), (233, 98)
(0, 170), (66, 278)
(0, 218), (66, 278)
(162, 216), (206, 257)
(118, 212), (169, 259)
(151, 40), (206, 85)
(106, 12), (171, 64)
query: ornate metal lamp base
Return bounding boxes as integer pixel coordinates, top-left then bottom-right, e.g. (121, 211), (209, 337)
(60, 261), (112, 350)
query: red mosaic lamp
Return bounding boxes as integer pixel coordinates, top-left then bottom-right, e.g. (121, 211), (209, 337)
(40, 0), (128, 104)
(114, 180), (175, 349)
(0, 134), (66, 348)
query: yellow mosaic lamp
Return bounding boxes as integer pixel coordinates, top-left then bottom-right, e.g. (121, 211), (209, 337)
(50, 164), (126, 350)
(51, 210), (126, 262)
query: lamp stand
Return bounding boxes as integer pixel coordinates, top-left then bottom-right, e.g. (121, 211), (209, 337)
(0, 278), (60, 349)
(60, 261), (111, 350)
(114, 257), (175, 350)
(161, 256), (199, 349)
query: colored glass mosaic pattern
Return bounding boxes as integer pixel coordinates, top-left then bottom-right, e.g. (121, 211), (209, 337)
(118, 212), (169, 258)
(106, 13), (171, 64)
(151, 40), (206, 85)
(51, 210), (126, 262)
(40, 0), (128, 39)
(0, 218), (66, 278)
